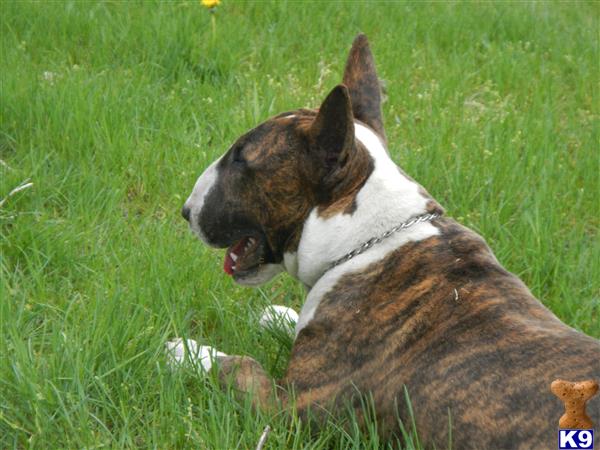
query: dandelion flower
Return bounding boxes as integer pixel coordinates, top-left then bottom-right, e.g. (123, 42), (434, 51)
(201, 0), (220, 8)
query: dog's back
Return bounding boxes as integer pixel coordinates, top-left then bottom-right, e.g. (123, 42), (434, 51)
(288, 218), (599, 448)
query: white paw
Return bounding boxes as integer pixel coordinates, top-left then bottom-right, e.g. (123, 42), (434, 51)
(165, 338), (227, 372)
(259, 305), (298, 333)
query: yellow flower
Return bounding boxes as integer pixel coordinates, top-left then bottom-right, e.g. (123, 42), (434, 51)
(201, 0), (220, 8)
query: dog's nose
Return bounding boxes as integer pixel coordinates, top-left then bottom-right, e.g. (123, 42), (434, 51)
(181, 205), (191, 222)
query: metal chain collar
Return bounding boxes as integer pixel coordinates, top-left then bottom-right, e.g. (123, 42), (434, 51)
(326, 212), (441, 271)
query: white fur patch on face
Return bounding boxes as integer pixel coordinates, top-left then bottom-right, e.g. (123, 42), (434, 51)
(293, 123), (440, 335)
(184, 157), (221, 245)
(165, 338), (227, 372)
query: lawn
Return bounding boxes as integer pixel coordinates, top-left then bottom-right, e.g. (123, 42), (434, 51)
(1, 1), (598, 448)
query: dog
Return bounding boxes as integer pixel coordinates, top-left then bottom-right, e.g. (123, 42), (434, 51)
(177, 34), (600, 449)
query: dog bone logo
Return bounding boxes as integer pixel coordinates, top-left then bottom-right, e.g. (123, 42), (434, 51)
(551, 379), (599, 429)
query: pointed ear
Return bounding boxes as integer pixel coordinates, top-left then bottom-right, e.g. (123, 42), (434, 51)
(309, 84), (355, 172)
(342, 33), (386, 143)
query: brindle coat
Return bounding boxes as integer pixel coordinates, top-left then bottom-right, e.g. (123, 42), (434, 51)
(183, 34), (600, 449)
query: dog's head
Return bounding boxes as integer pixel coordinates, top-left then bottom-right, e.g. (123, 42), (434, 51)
(182, 34), (385, 286)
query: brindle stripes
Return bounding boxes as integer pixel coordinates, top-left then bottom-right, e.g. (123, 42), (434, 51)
(284, 218), (600, 448)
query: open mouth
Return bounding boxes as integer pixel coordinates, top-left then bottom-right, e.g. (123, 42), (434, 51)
(223, 236), (266, 278)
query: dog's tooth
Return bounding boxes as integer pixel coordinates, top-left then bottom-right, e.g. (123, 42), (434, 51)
(230, 252), (238, 262)
(249, 237), (256, 245)
(231, 265), (236, 271)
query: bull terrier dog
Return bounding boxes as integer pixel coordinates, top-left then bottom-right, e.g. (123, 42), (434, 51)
(177, 34), (599, 449)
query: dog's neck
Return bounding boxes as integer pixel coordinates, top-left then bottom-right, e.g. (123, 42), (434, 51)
(284, 124), (443, 288)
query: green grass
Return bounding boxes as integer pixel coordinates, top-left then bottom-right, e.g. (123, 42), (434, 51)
(1, 1), (598, 448)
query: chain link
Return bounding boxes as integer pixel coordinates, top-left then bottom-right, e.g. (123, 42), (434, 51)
(326, 213), (441, 271)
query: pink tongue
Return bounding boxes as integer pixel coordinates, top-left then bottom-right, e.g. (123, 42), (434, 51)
(223, 238), (249, 275)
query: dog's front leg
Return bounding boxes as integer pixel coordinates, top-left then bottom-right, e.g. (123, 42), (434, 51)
(166, 339), (284, 412)
(217, 355), (284, 411)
